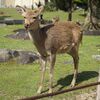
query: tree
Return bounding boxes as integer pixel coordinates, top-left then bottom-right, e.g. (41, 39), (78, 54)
(51, 0), (88, 21)
(51, 0), (73, 21)
(74, 0), (87, 4)
(84, 0), (100, 30)
(67, 0), (73, 21)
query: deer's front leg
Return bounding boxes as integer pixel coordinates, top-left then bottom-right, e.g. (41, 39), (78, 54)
(37, 57), (47, 94)
(48, 54), (56, 93)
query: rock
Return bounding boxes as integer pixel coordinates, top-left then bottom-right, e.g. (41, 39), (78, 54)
(0, 18), (23, 25)
(17, 51), (39, 64)
(0, 49), (12, 62)
(92, 55), (100, 61)
(11, 50), (20, 57)
(0, 49), (39, 64)
(4, 18), (14, 25)
(13, 20), (23, 24)
(83, 30), (100, 36)
(5, 29), (29, 40)
(0, 23), (7, 27)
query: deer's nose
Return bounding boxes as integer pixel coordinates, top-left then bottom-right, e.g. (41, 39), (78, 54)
(24, 24), (30, 29)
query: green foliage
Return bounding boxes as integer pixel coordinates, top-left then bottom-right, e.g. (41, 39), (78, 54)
(54, 0), (70, 11)
(50, 0), (88, 11)
(74, 0), (87, 4)
(44, 1), (57, 11)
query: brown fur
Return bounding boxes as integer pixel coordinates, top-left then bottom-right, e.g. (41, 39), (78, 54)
(16, 6), (83, 93)
(29, 21), (82, 56)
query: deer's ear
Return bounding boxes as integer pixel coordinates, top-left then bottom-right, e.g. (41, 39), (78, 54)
(16, 5), (26, 14)
(38, 6), (44, 13)
(34, 6), (44, 16)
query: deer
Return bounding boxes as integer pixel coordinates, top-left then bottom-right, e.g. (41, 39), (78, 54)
(16, 5), (83, 94)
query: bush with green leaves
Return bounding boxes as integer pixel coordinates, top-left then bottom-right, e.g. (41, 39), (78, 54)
(54, 0), (69, 11)
(44, 2), (57, 11)
(50, 0), (88, 11)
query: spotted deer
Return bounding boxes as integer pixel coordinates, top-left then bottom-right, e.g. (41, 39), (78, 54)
(16, 5), (82, 94)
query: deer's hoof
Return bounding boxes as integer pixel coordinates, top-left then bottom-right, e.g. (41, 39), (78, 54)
(70, 80), (76, 87)
(37, 86), (42, 94)
(37, 89), (42, 94)
(48, 88), (53, 93)
(70, 84), (75, 87)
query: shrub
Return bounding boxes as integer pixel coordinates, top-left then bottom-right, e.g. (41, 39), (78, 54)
(44, 2), (57, 11)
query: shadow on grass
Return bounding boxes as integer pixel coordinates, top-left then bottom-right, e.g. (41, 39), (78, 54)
(42, 71), (98, 93)
(42, 71), (99, 93)
(55, 71), (99, 91)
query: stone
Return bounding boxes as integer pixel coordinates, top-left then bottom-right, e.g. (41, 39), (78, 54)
(83, 30), (100, 36)
(5, 29), (29, 40)
(0, 49), (39, 64)
(14, 20), (23, 24)
(0, 49), (12, 62)
(0, 18), (23, 25)
(92, 55), (100, 61)
(10, 50), (20, 58)
(17, 51), (39, 64)
(0, 23), (7, 27)
(4, 18), (14, 25)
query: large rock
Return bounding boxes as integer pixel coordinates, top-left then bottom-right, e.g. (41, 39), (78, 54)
(0, 49), (12, 62)
(5, 29), (29, 40)
(0, 49), (39, 64)
(83, 30), (100, 35)
(92, 55), (100, 61)
(0, 18), (23, 25)
(17, 51), (39, 64)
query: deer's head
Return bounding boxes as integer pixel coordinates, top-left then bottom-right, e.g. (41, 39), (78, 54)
(16, 5), (44, 30)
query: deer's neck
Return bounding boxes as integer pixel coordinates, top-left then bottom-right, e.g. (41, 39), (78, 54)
(28, 23), (41, 42)
(28, 23), (47, 56)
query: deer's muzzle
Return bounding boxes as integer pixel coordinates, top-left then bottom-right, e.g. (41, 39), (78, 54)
(24, 24), (30, 30)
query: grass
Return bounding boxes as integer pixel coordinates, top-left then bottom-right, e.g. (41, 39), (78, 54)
(0, 8), (85, 21)
(0, 8), (23, 20)
(0, 8), (100, 100)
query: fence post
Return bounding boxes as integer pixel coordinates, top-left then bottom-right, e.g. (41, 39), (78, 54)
(96, 70), (100, 100)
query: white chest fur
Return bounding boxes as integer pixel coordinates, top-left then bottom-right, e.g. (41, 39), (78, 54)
(28, 31), (33, 41)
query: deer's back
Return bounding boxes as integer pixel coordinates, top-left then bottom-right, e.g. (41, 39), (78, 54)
(43, 21), (81, 53)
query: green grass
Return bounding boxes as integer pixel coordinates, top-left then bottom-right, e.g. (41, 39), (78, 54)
(0, 8), (100, 100)
(0, 8), (23, 20)
(0, 8), (85, 21)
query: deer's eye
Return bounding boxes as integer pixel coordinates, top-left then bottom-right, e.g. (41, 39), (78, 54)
(24, 17), (26, 19)
(33, 17), (37, 19)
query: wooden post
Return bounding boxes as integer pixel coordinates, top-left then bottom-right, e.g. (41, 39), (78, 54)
(96, 70), (100, 100)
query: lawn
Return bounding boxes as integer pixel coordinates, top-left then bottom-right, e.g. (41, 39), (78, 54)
(0, 8), (100, 100)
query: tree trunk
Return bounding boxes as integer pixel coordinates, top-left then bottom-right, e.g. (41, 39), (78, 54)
(84, 0), (100, 30)
(67, 0), (73, 21)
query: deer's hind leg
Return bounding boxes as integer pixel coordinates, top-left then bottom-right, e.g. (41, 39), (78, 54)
(48, 53), (56, 93)
(69, 47), (79, 87)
